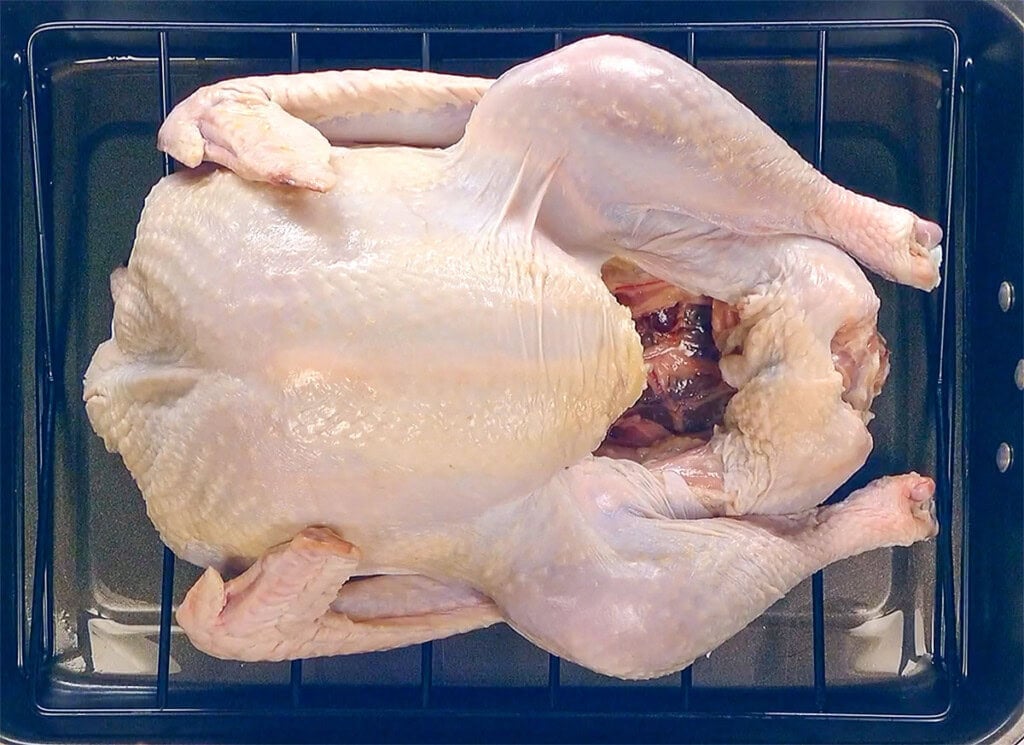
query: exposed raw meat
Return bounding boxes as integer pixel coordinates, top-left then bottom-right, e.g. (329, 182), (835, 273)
(84, 35), (941, 679)
(600, 258), (736, 455)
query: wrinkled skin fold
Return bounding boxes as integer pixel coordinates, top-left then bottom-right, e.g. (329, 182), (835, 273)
(84, 36), (941, 679)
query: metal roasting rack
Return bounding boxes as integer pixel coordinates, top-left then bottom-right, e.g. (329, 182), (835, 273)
(6, 8), (1016, 743)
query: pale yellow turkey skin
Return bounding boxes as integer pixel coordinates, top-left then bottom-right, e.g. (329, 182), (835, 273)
(84, 152), (646, 570)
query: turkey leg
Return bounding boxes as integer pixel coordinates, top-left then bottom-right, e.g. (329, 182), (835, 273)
(480, 465), (938, 679)
(155, 37), (943, 289)
(461, 36), (943, 289)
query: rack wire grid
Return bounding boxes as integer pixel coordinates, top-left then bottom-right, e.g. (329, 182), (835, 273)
(16, 17), (967, 743)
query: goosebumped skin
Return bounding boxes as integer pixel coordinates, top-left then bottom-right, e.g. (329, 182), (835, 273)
(87, 35), (942, 678)
(434, 466), (938, 680)
(84, 157), (646, 567)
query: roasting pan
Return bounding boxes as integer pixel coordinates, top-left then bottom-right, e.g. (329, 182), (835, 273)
(1, 1), (1021, 743)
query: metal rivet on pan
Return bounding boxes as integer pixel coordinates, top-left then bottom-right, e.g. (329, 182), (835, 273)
(998, 281), (1015, 312)
(1016, 359), (1024, 391)
(996, 442), (1013, 473)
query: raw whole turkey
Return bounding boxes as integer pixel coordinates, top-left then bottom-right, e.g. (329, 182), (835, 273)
(84, 36), (941, 680)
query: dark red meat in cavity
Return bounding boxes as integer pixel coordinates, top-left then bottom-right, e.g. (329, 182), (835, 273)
(598, 259), (737, 460)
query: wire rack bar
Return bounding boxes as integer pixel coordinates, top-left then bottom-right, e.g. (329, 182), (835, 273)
(547, 654), (560, 708)
(810, 29), (829, 712)
(26, 26), (58, 700)
(285, 32), (305, 706)
(677, 26), (698, 712)
(290, 660), (303, 706)
(154, 30), (177, 711)
(414, 28), (435, 711)
(540, 26), (568, 714)
(26, 20), (963, 39)
(932, 30), (962, 681)
(955, 56), (975, 676)
(421, 32), (431, 72)
(420, 641), (433, 708)
(13, 370), (26, 670)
